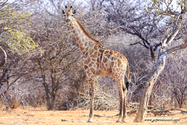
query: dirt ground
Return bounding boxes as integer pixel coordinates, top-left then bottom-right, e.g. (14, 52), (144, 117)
(0, 107), (187, 125)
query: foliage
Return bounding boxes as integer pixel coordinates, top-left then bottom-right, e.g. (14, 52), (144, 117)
(0, 1), (38, 54)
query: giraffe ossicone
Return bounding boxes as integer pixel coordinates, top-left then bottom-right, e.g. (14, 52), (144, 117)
(62, 6), (130, 123)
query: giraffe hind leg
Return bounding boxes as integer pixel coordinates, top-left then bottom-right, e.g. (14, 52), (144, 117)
(112, 71), (127, 122)
(112, 75), (125, 122)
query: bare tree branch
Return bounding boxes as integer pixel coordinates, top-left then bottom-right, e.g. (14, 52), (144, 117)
(166, 43), (187, 54)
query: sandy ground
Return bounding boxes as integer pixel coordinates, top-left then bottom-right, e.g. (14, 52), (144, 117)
(0, 107), (187, 125)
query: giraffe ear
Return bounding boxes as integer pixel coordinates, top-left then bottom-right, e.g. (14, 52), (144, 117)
(65, 6), (68, 13)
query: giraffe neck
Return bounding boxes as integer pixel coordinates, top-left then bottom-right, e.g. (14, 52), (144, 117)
(69, 18), (104, 57)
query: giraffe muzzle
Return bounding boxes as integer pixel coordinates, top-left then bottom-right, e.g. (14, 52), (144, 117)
(66, 19), (70, 22)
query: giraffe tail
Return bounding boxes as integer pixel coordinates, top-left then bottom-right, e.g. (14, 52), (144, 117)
(125, 62), (130, 90)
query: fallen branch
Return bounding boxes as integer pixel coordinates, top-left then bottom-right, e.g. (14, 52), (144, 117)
(150, 109), (170, 116)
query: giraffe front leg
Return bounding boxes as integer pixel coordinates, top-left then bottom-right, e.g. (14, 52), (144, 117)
(122, 84), (127, 122)
(87, 78), (95, 123)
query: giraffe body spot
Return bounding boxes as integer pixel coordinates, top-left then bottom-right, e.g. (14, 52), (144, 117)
(92, 58), (96, 61)
(80, 46), (84, 51)
(84, 65), (88, 70)
(118, 59), (122, 67)
(84, 58), (91, 64)
(113, 57), (117, 61)
(113, 51), (120, 57)
(109, 50), (113, 55)
(91, 51), (98, 58)
(79, 42), (83, 47)
(105, 53), (110, 59)
(85, 47), (89, 52)
(88, 48), (94, 55)
(89, 63), (93, 67)
(99, 49), (104, 53)
(103, 57), (108, 63)
(84, 52), (88, 57)
(97, 58), (100, 63)
(96, 62), (99, 68)
(90, 67), (95, 73)
(85, 42), (88, 46)
(111, 62), (114, 67)
(94, 45), (98, 50)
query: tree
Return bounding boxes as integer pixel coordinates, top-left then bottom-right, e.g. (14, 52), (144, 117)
(23, 0), (84, 110)
(156, 50), (187, 108)
(133, 0), (187, 122)
(0, 0), (38, 54)
(0, 0), (38, 108)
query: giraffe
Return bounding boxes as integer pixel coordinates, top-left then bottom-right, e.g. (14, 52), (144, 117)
(62, 6), (130, 123)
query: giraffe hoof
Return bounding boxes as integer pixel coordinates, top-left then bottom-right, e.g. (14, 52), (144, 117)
(87, 118), (93, 123)
(116, 120), (121, 123)
(116, 119), (126, 123)
(121, 118), (126, 123)
(116, 117), (122, 123)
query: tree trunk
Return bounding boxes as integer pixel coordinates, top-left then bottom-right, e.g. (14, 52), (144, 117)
(46, 93), (51, 110)
(37, 58), (52, 110)
(134, 48), (166, 122)
(50, 90), (56, 110)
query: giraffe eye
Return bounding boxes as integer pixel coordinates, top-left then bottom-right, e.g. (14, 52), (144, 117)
(62, 10), (65, 15)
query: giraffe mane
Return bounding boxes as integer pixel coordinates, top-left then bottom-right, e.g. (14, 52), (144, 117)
(75, 19), (104, 47)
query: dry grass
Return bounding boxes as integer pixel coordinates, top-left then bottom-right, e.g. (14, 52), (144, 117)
(0, 107), (187, 125)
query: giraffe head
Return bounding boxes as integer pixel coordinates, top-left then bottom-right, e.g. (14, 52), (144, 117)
(62, 6), (76, 23)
